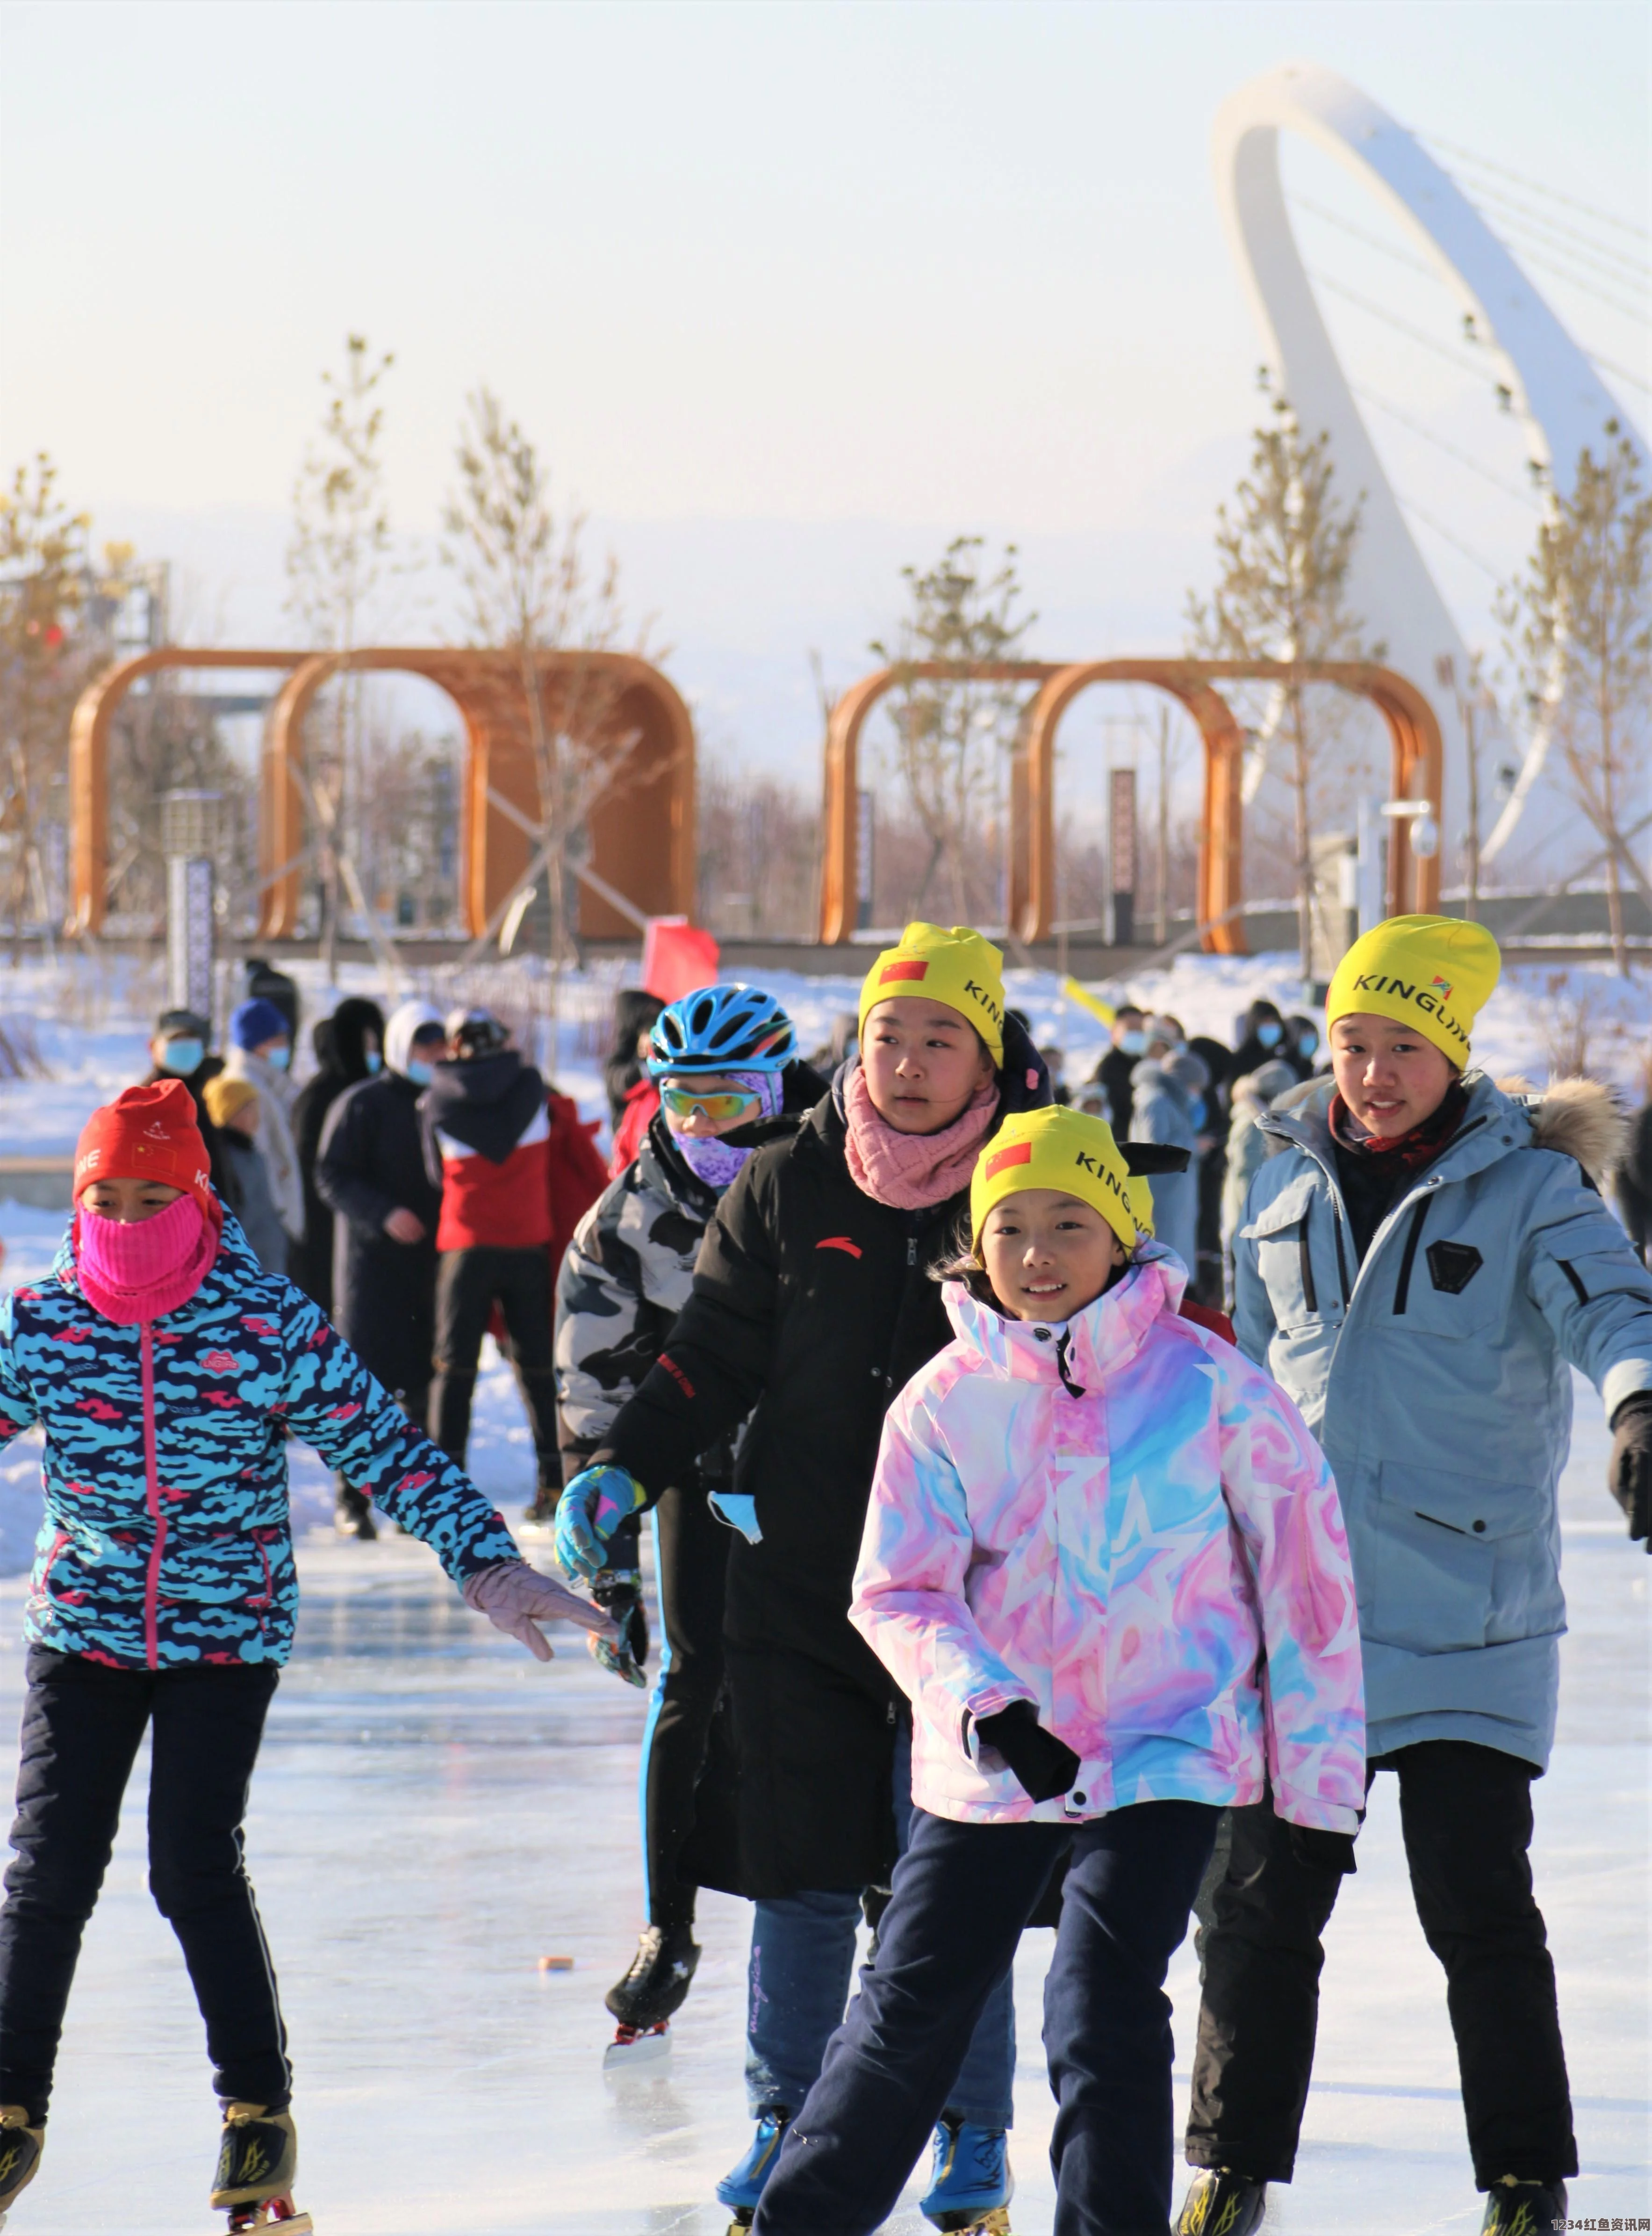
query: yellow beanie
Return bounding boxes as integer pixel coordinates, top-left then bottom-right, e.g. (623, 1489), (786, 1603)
(1327, 914), (1501, 1067)
(970, 1106), (1149, 1255)
(203, 1075), (258, 1128)
(858, 922), (1006, 1065)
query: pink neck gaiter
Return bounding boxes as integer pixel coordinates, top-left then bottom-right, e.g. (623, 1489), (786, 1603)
(75, 1195), (218, 1325)
(843, 1065), (1000, 1210)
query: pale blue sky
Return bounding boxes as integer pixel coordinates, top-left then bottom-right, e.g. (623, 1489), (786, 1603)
(2, 0), (1647, 772)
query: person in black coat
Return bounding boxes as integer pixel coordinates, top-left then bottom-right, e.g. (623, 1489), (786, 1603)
(1089, 1003), (1149, 1133)
(561, 925), (1050, 2214)
(290, 998), (385, 1313)
(314, 1001), (445, 1537)
(604, 989), (668, 1126)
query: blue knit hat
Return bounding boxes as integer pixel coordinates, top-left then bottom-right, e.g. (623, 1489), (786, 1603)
(230, 997), (289, 1051)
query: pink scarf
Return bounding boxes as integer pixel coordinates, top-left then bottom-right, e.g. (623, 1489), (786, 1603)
(843, 1065), (999, 1210)
(75, 1195), (218, 1324)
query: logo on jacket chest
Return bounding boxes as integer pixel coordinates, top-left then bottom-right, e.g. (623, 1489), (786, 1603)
(816, 1235), (863, 1258)
(1426, 1240), (1483, 1295)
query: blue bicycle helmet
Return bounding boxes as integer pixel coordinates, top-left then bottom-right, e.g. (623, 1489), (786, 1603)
(647, 983), (796, 1075)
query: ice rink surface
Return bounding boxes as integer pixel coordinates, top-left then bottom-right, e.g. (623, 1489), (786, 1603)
(0, 1389), (1642, 2235)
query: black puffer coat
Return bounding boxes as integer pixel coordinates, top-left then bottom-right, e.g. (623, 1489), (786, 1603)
(314, 1067), (442, 1404)
(290, 999), (385, 1313)
(598, 1016), (1051, 1898)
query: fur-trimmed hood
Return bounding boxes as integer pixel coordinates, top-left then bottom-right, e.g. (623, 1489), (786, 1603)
(1264, 1072), (1627, 1188)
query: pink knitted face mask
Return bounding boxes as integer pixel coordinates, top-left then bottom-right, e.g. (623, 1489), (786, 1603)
(75, 1194), (217, 1324)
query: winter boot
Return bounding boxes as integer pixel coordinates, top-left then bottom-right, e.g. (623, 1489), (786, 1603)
(0, 2105), (43, 2227)
(333, 1484), (377, 1540)
(1176, 2168), (1267, 2235)
(606, 1923), (701, 2029)
(1480, 2178), (1567, 2235)
(921, 2116), (1013, 2231)
(716, 2110), (790, 2231)
(211, 2102), (312, 2231)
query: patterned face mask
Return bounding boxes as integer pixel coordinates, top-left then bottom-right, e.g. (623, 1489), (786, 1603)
(669, 1072), (784, 1190)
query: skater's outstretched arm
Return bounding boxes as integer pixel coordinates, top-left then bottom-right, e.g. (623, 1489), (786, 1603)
(1210, 1341), (1365, 1835)
(277, 1286), (521, 1580)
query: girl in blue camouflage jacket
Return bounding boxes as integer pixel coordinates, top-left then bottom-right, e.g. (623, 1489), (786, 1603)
(0, 1082), (614, 2232)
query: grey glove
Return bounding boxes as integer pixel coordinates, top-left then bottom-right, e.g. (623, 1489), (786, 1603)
(462, 1559), (619, 1664)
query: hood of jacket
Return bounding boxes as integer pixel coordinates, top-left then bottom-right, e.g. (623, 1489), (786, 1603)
(940, 1243), (1187, 1393)
(419, 1049), (545, 1164)
(320, 997), (386, 1084)
(1129, 1057), (1193, 1119)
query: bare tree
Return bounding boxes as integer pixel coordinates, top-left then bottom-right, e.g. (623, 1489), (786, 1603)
(1501, 426), (1652, 978)
(1435, 651), (1499, 923)
(0, 456), (101, 955)
(287, 334), (395, 971)
(697, 755), (820, 936)
(442, 388), (655, 992)
(1187, 387), (1373, 979)
(871, 537), (1035, 923)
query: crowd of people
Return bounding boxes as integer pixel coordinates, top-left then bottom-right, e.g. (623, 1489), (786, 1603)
(0, 919), (1646, 2235)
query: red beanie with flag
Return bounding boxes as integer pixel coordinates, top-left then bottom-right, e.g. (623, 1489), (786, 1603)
(74, 1081), (222, 1230)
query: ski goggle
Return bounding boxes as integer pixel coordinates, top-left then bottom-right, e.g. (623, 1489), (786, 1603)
(659, 1083), (763, 1124)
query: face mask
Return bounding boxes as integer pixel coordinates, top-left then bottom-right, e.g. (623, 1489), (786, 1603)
(1256, 1022), (1283, 1049)
(1119, 1030), (1148, 1059)
(1188, 1096), (1208, 1131)
(158, 1039), (203, 1076)
(1296, 1031), (1318, 1058)
(406, 1059), (435, 1088)
(365, 1051), (382, 1075)
(266, 1046), (291, 1072)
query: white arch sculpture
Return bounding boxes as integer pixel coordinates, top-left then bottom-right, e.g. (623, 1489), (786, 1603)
(1214, 60), (1642, 870)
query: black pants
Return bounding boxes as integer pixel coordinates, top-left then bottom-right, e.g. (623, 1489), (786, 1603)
(751, 1800), (1218, 2236)
(430, 1246), (559, 1485)
(0, 1648), (287, 2123)
(641, 1486), (730, 1932)
(1186, 1741), (1576, 2190)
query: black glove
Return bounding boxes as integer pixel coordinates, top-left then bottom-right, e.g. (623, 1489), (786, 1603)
(1288, 1823), (1358, 1875)
(975, 1701), (1081, 1803)
(1609, 1392), (1652, 1548)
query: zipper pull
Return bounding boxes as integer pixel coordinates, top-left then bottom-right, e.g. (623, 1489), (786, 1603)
(907, 1236), (917, 1267)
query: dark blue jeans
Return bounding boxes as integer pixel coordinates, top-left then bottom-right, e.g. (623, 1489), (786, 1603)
(744, 1727), (1016, 2127)
(751, 1800), (1219, 2236)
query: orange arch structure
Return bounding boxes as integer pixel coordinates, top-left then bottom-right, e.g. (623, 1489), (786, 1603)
(821, 656), (1443, 952)
(69, 646), (696, 940)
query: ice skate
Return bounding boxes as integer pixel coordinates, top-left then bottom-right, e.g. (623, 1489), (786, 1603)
(210, 2103), (313, 2234)
(1480, 2177), (1567, 2235)
(607, 1924), (700, 2028)
(716, 2110), (789, 2232)
(1175, 2168), (1266, 2235)
(0, 2105), (43, 2228)
(920, 2117), (1013, 2233)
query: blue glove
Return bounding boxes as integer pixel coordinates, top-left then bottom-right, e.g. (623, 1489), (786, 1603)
(555, 1464), (648, 1580)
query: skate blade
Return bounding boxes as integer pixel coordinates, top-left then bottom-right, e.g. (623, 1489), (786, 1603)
(603, 2020), (671, 2070)
(224, 2211), (314, 2233)
(928, 2213), (1010, 2235)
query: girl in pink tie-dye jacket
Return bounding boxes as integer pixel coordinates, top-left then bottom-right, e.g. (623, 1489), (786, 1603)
(851, 1239), (1365, 1831)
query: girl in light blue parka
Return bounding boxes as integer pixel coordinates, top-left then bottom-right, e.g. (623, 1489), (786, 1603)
(1179, 915), (1652, 2236)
